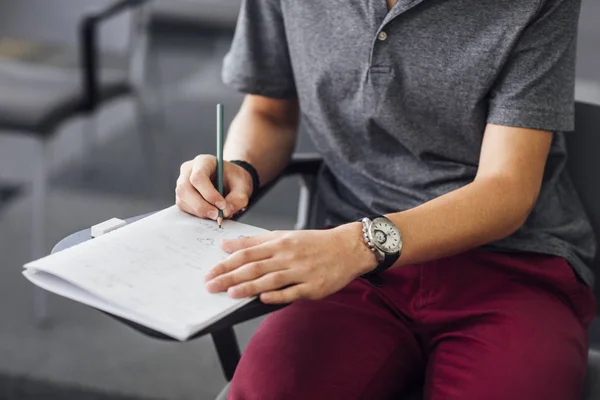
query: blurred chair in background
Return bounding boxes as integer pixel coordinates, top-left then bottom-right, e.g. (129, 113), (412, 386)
(0, 0), (158, 323)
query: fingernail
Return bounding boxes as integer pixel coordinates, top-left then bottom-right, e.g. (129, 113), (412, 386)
(205, 270), (214, 281)
(206, 280), (219, 292)
(228, 286), (239, 298)
(207, 210), (218, 219)
(260, 293), (270, 302)
(222, 206), (230, 218)
(216, 200), (226, 210)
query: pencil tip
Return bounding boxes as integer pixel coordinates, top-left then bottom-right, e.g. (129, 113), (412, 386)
(217, 217), (223, 228)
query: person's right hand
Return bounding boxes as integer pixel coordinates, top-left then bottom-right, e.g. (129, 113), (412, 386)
(176, 155), (254, 220)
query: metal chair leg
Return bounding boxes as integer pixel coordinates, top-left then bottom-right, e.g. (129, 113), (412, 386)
(31, 139), (49, 325)
(128, 2), (164, 199)
(145, 52), (168, 184)
(80, 112), (99, 179)
(133, 90), (160, 198)
(211, 327), (242, 382)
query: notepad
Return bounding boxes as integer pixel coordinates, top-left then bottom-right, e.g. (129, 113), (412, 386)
(23, 206), (269, 341)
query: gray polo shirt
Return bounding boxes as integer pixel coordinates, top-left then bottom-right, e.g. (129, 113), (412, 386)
(222, 0), (596, 286)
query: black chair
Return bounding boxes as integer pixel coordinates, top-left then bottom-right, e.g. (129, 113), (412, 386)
(1, 0), (158, 322)
(53, 102), (600, 399)
(213, 101), (600, 399)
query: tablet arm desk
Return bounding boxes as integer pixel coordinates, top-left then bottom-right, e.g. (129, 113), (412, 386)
(51, 153), (324, 382)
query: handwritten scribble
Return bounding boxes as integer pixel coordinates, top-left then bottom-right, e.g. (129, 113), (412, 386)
(197, 237), (216, 247)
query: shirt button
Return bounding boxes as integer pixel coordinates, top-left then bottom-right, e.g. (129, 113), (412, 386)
(378, 31), (388, 41)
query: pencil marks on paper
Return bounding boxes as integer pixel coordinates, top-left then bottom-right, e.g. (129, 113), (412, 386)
(29, 207), (269, 326)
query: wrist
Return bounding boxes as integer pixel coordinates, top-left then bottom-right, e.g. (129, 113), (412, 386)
(229, 160), (260, 199)
(334, 222), (379, 278)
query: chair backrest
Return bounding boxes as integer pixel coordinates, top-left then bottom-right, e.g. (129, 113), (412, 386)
(566, 101), (600, 304)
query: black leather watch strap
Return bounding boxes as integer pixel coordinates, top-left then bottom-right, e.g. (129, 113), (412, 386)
(361, 252), (400, 287)
(372, 251), (400, 273)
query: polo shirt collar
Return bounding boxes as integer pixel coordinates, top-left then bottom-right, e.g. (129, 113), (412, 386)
(382, 0), (427, 26)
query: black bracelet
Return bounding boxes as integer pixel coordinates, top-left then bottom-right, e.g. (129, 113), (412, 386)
(230, 160), (260, 199)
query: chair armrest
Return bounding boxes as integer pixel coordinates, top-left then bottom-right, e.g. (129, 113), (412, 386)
(78, 0), (149, 111)
(281, 152), (323, 176)
(234, 152), (323, 221)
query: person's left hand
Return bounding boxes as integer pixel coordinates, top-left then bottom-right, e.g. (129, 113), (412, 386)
(204, 223), (378, 304)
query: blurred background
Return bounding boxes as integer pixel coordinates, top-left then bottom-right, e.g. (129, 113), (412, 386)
(0, 0), (598, 399)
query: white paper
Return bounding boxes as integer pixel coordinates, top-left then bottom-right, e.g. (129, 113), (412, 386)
(23, 206), (268, 340)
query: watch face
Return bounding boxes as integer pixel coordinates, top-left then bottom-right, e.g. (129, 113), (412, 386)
(370, 217), (401, 254)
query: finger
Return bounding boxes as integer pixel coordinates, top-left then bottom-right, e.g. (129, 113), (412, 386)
(176, 195), (218, 221)
(223, 165), (252, 215)
(206, 260), (286, 294)
(179, 160), (193, 177)
(189, 156), (227, 212)
(176, 195), (196, 216)
(224, 189), (249, 217)
(176, 178), (218, 219)
(259, 284), (309, 304)
(178, 159), (220, 218)
(205, 243), (274, 281)
(220, 231), (283, 254)
(227, 271), (299, 299)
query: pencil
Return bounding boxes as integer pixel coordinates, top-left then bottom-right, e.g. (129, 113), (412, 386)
(216, 104), (224, 228)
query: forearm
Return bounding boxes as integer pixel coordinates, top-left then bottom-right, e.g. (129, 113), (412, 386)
(224, 97), (299, 186)
(342, 176), (538, 273)
(341, 125), (551, 273)
(206, 174), (542, 303)
(387, 177), (536, 267)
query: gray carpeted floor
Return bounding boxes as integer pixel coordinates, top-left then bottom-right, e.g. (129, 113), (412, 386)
(0, 373), (153, 400)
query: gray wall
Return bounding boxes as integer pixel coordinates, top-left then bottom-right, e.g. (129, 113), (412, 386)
(577, 0), (600, 81)
(1, 0), (598, 82)
(0, 0), (131, 51)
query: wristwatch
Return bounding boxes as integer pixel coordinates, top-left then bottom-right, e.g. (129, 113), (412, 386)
(360, 216), (402, 279)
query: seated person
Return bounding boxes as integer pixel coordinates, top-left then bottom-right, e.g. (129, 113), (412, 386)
(176, 0), (596, 398)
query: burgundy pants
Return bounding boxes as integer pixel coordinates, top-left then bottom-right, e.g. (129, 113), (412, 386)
(228, 250), (596, 400)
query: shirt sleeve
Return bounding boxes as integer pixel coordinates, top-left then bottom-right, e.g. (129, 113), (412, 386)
(221, 0), (296, 99)
(487, 0), (582, 132)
